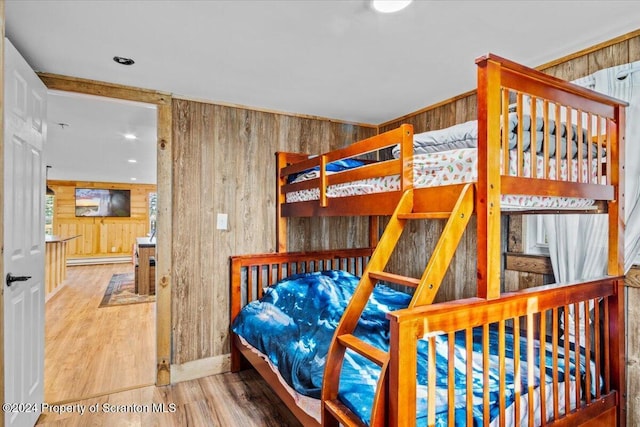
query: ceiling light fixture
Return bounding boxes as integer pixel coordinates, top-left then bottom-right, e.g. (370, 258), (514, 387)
(124, 133), (137, 140)
(113, 56), (135, 66)
(130, 177), (137, 181)
(371, 0), (412, 13)
(128, 159), (137, 163)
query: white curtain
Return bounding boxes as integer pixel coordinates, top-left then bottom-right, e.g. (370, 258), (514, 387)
(544, 60), (640, 283)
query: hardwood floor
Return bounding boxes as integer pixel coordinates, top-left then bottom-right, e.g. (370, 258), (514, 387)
(44, 263), (156, 403)
(41, 263), (303, 426)
(37, 370), (303, 426)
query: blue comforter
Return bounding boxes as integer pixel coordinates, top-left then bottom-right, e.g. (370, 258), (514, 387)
(232, 271), (592, 426)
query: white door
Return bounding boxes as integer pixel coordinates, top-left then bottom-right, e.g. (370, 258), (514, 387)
(3, 38), (47, 427)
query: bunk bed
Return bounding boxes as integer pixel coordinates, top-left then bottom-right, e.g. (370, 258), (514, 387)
(230, 54), (627, 427)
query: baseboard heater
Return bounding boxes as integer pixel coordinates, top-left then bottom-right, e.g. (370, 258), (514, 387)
(67, 257), (131, 266)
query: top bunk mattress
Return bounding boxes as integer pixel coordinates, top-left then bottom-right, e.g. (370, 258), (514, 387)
(285, 148), (599, 210)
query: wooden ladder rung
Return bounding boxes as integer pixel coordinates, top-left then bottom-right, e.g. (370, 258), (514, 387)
(398, 212), (451, 220)
(324, 399), (368, 427)
(337, 334), (387, 367)
(369, 270), (420, 288)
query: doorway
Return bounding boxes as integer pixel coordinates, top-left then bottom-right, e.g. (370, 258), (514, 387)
(43, 91), (158, 403)
(38, 73), (173, 389)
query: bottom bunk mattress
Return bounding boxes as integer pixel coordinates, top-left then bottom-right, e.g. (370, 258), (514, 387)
(231, 270), (597, 426)
(285, 148), (600, 210)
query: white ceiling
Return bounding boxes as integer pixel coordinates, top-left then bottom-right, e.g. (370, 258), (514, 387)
(45, 91), (157, 184)
(5, 1), (640, 183)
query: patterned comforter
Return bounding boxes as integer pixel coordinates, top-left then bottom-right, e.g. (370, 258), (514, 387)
(231, 270), (593, 426)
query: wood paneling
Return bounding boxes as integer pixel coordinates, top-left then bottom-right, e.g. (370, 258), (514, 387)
(48, 181), (156, 259)
(156, 102), (173, 385)
(38, 72), (170, 106)
(504, 253), (553, 275)
(171, 99), (376, 364)
(631, 35), (640, 60)
(45, 239), (68, 298)
(627, 265), (640, 288)
(542, 56), (590, 81)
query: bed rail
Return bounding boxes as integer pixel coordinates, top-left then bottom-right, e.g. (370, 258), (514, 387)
(477, 54), (626, 200)
(277, 124), (414, 218)
(475, 53), (626, 300)
(230, 247), (374, 371)
(387, 276), (626, 427)
(278, 55), (626, 218)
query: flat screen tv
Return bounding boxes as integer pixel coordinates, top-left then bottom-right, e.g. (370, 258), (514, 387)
(75, 188), (131, 217)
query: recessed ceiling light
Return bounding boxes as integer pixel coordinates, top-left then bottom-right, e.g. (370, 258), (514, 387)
(128, 159), (137, 163)
(113, 56), (135, 66)
(130, 177), (137, 181)
(371, 0), (412, 13)
(124, 133), (137, 140)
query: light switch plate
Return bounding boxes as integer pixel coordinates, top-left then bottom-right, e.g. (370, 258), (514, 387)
(216, 213), (228, 230)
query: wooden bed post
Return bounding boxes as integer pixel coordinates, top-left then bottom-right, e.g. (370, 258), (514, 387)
(400, 123), (414, 192)
(388, 315), (419, 427)
(276, 152), (288, 252)
(476, 55), (502, 300)
(369, 216), (379, 248)
(230, 256), (243, 372)
(610, 278), (627, 427)
(608, 107), (625, 276)
(608, 104), (626, 426)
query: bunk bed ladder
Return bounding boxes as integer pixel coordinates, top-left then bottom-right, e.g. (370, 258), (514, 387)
(322, 183), (474, 426)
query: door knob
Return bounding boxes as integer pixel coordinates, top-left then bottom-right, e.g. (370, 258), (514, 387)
(6, 273), (32, 287)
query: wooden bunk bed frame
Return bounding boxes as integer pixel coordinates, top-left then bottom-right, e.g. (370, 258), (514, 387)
(230, 54), (627, 426)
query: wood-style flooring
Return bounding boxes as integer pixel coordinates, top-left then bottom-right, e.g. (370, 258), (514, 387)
(40, 263), (303, 426)
(37, 370), (303, 426)
(44, 263), (156, 403)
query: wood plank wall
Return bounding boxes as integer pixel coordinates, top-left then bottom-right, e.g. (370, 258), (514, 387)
(48, 180), (157, 259)
(171, 99), (376, 364)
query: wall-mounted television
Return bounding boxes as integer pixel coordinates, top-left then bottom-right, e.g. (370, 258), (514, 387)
(75, 188), (131, 217)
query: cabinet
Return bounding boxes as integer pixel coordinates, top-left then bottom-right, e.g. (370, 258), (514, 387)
(134, 236), (156, 295)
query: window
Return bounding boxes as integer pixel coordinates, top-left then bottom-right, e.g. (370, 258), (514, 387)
(524, 215), (549, 255)
(45, 195), (55, 236)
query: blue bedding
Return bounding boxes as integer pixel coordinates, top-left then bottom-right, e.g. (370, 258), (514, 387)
(286, 158), (365, 183)
(231, 271), (594, 426)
